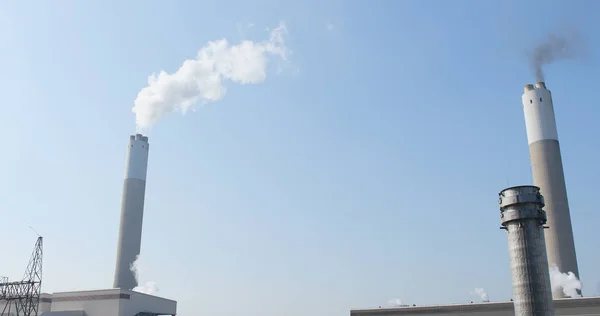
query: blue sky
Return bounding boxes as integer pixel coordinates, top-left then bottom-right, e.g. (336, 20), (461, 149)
(1, 0), (599, 315)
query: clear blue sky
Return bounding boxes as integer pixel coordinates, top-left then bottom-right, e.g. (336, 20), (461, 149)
(1, 0), (599, 315)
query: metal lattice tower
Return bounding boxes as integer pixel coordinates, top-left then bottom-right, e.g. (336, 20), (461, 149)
(1, 237), (43, 316)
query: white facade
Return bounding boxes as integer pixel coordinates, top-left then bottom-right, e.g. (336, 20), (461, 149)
(30, 288), (176, 316)
(351, 297), (600, 316)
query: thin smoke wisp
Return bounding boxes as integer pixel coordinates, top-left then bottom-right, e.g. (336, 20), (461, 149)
(387, 298), (406, 307)
(549, 264), (582, 298)
(529, 29), (585, 82)
(132, 21), (290, 129)
(130, 255), (160, 295)
(472, 288), (489, 302)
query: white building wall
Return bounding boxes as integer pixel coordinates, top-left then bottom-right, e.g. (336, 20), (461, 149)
(350, 297), (600, 316)
(121, 290), (177, 316)
(49, 289), (122, 316)
(40, 293), (53, 313)
(50, 298), (119, 315)
(42, 311), (85, 316)
(40, 288), (176, 316)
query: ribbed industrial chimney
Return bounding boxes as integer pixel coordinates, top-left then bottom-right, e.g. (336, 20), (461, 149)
(521, 82), (580, 298)
(113, 134), (150, 290)
(499, 185), (555, 316)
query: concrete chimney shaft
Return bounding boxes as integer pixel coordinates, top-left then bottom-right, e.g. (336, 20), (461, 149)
(499, 185), (555, 316)
(113, 134), (150, 290)
(521, 83), (580, 299)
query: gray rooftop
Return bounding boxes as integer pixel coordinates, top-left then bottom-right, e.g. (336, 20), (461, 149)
(351, 297), (600, 315)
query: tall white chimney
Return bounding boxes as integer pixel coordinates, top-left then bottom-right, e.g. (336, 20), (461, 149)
(521, 82), (580, 298)
(113, 134), (150, 290)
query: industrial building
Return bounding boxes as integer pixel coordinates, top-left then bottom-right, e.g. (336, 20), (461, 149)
(1, 289), (176, 316)
(350, 297), (600, 316)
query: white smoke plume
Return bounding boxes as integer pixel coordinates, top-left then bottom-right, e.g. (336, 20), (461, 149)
(133, 280), (159, 296)
(472, 288), (489, 302)
(132, 21), (291, 129)
(387, 298), (405, 307)
(549, 264), (582, 298)
(529, 28), (585, 82)
(130, 255), (160, 295)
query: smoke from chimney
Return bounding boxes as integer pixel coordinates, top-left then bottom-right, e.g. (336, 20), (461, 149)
(130, 255), (160, 295)
(549, 264), (583, 298)
(387, 298), (408, 307)
(472, 288), (489, 302)
(132, 21), (290, 130)
(529, 28), (585, 82)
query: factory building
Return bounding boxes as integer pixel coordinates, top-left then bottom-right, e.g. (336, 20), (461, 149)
(2, 289), (176, 316)
(350, 297), (600, 316)
(41, 289), (176, 316)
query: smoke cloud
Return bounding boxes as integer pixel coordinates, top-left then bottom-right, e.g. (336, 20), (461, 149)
(130, 255), (160, 295)
(472, 288), (489, 302)
(132, 21), (290, 129)
(529, 29), (585, 82)
(549, 264), (582, 298)
(387, 298), (405, 307)
(133, 280), (159, 295)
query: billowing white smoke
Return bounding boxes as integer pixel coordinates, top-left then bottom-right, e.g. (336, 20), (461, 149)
(387, 298), (404, 307)
(549, 264), (582, 298)
(133, 280), (159, 296)
(132, 21), (290, 129)
(130, 255), (160, 295)
(472, 288), (489, 302)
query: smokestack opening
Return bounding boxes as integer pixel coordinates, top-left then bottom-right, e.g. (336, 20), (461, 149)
(524, 84), (535, 92)
(535, 82), (547, 89)
(132, 133), (149, 143)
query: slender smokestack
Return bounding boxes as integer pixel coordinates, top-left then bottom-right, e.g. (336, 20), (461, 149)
(499, 185), (555, 316)
(521, 82), (580, 298)
(113, 134), (150, 290)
